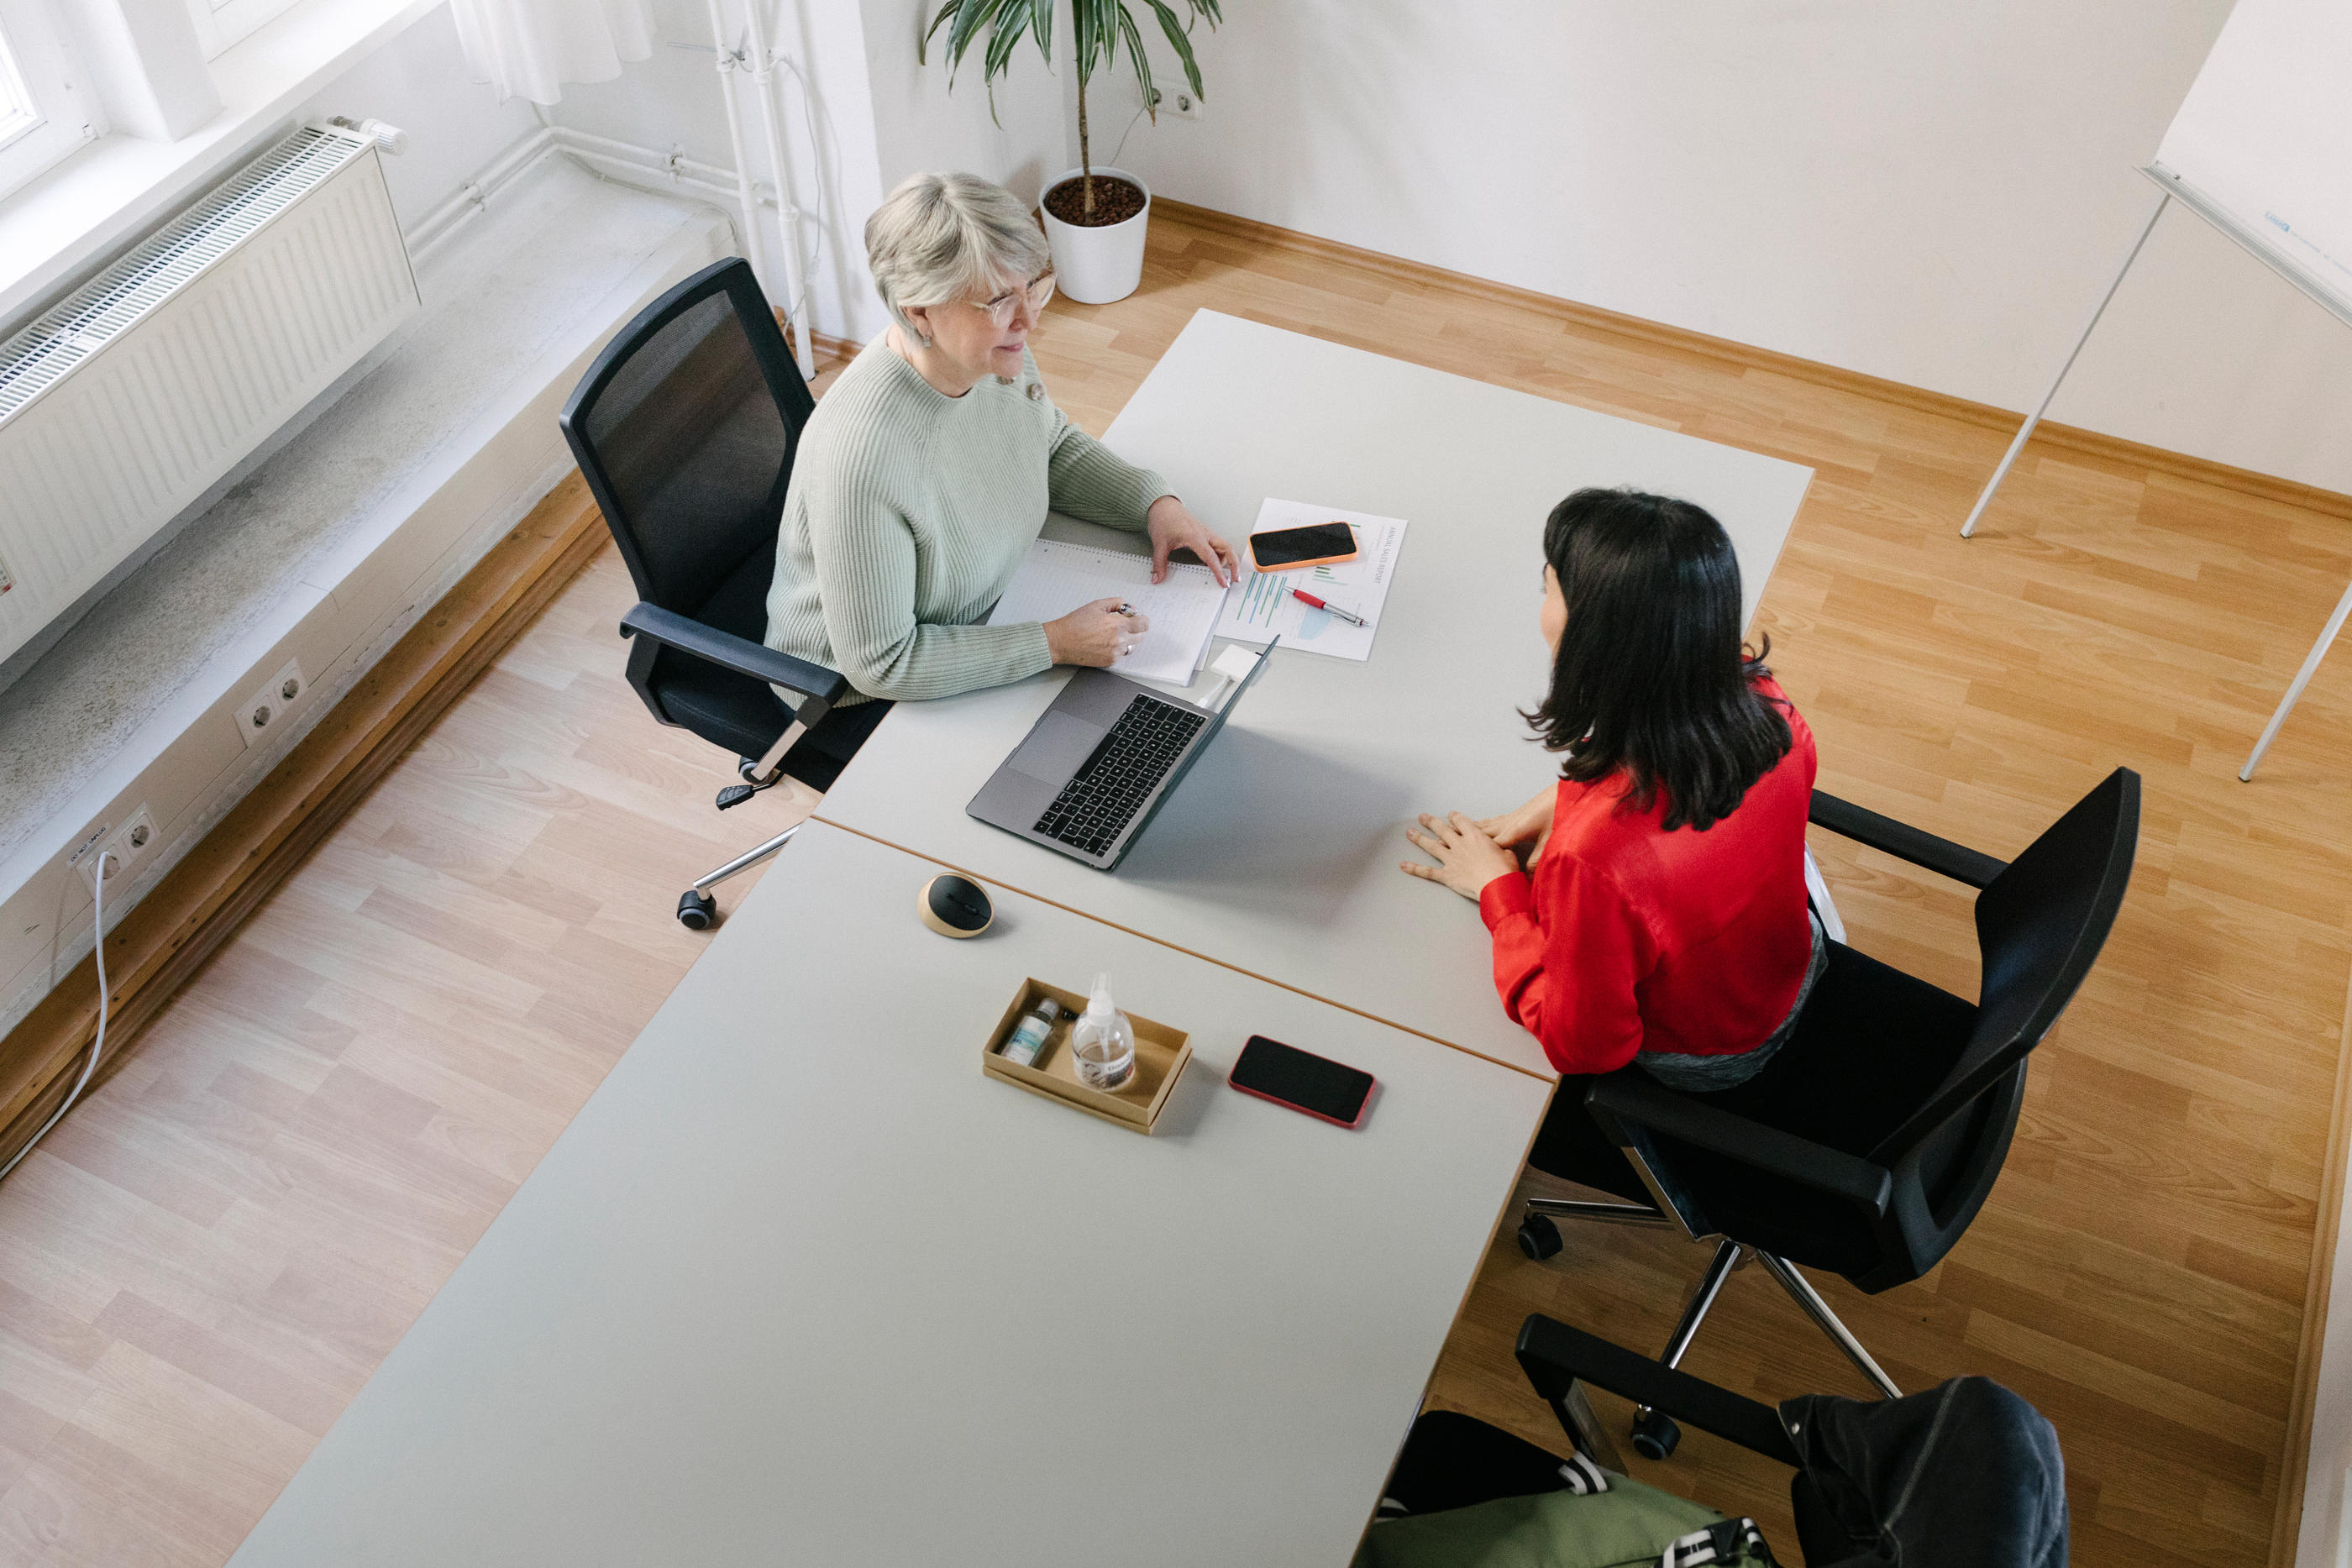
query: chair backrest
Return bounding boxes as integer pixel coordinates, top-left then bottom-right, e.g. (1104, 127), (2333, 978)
(1866, 767), (2140, 1171)
(559, 258), (814, 618)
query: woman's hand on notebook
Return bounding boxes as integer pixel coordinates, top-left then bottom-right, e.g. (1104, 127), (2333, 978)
(1045, 598), (1152, 667)
(1146, 496), (1239, 586)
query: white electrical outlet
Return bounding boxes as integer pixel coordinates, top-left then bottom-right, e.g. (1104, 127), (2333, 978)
(63, 821), (110, 878)
(1148, 87), (1205, 120)
(73, 806), (159, 894)
(233, 658), (312, 750)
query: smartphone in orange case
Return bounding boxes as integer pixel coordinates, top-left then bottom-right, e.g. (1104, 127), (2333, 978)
(1249, 521), (1360, 573)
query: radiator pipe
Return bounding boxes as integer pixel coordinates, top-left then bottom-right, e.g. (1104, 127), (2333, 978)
(740, 0), (813, 378)
(403, 127), (558, 262)
(703, 0), (776, 322)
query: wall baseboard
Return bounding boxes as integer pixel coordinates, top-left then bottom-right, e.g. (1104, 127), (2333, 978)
(1154, 199), (2352, 526)
(2276, 970), (2352, 1568)
(0, 475), (606, 1172)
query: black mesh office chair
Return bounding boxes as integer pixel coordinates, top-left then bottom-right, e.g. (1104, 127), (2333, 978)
(1515, 768), (2139, 1460)
(1382, 1314), (2067, 1565)
(560, 257), (862, 931)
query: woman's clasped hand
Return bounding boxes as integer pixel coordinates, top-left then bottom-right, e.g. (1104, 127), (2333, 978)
(1399, 812), (1524, 901)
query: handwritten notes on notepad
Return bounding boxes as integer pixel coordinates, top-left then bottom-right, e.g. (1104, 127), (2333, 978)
(986, 539), (1231, 685)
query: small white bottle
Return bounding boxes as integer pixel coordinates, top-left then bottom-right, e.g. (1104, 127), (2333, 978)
(1070, 972), (1137, 1090)
(1000, 997), (1062, 1067)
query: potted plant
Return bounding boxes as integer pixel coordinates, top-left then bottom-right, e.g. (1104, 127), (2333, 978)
(921, 0), (1221, 304)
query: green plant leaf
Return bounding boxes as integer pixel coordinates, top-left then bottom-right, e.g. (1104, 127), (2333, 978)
(1029, 0), (1051, 66)
(1116, 5), (1154, 112)
(1071, 0), (1108, 79)
(984, 0), (1032, 79)
(980, 0), (1033, 122)
(944, 0), (1009, 83)
(917, 0), (959, 66)
(1141, 0), (1205, 99)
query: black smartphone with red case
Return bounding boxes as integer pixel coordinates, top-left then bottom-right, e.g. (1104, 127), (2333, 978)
(1228, 1036), (1375, 1129)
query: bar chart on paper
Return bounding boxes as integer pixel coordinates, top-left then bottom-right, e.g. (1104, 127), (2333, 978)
(1216, 499), (1407, 661)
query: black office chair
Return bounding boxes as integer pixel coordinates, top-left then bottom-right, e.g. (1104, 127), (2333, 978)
(1515, 768), (2139, 1460)
(1380, 1314), (2067, 1565)
(559, 257), (860, 930)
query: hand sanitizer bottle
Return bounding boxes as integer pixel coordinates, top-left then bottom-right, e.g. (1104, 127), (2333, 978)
(1070, 973), (1137, 1090)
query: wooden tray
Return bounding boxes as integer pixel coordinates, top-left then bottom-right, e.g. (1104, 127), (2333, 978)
(981, 977), (1190, 1134)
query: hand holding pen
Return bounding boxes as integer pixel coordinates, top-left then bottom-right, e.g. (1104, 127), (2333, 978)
(1044, 598), (1151, 668)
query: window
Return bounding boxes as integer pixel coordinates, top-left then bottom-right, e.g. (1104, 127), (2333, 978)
(0, 0), (94, 203)
(185, 0), (304, 60)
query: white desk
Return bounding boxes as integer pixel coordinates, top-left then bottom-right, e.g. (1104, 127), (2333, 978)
(228, 823), (1552, 1566)
(818, 311), (1814, 1076)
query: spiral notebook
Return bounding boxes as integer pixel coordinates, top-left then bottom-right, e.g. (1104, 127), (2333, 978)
(985, 539), (1232, 685)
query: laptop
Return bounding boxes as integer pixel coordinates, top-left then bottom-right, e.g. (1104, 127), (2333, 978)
(968, 638), (1279, 870)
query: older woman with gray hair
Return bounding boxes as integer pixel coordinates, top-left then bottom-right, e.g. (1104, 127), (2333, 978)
(764, 170), (1236, 734)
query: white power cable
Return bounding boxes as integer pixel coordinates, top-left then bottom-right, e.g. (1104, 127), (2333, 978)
(0, 852), (115, 1183)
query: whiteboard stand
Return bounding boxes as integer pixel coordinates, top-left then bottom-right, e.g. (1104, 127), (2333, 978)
(1964, 169), (2352, 780)
(1958, 191), (2170, 540)
(2244, 578), (2352, 781)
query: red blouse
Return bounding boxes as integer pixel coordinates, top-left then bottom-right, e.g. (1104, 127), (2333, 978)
(1477, 679), (1817, 1078)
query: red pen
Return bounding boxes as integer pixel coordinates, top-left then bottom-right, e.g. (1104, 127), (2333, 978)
(1291, 590), (1369, 627)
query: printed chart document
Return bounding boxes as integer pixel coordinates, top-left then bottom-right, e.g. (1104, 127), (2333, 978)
(986, 538), (1231, 685)
(1215, 499), (1407, 661)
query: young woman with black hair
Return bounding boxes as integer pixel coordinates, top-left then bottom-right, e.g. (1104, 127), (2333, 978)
(1399, 487), (1823, 1197)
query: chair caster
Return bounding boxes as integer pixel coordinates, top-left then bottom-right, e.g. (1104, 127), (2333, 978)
(676, 890), (717, 931)
(1516, 1213), (1563, 1260)
(1630, 1407), (1681, 1461)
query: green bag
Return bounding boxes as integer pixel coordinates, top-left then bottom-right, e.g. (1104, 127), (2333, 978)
(1352, 1473), (1775, 1568)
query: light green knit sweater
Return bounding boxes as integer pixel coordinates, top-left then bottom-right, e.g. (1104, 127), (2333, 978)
(763, 337), (1171, 703)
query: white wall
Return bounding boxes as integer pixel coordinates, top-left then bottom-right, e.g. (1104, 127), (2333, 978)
(541, 0), (896, 341)
(294, 5), (540, 232)
(541, 0), (1072, 345)
(855, 0), (1067, 211)
(1068, 0), (2352, 498)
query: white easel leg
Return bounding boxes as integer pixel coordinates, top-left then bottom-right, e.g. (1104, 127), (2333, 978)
(1961, 193), (2171, 538)
(2241, 575), (2352, 781)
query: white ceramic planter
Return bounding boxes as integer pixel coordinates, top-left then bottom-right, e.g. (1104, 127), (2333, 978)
(1040, 165), (1151, 305)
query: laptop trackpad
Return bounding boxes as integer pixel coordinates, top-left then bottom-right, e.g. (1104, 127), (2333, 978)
(1009, 711), (1106, 783)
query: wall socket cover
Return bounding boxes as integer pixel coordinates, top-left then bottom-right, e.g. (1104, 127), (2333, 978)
(73, 805), (159, 893)
(234, 658), (311, 749)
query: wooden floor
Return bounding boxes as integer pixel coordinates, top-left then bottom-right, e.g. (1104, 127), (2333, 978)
(2, 210), (2349, 1566)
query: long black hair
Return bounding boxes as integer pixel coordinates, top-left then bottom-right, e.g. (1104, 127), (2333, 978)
(1525, 488), (1790, 832)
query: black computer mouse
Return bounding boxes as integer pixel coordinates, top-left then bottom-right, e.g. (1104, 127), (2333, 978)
(919, 873), (994, 938)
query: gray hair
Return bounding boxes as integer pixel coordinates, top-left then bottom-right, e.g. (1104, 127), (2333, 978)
(865, 172), (1051, 343)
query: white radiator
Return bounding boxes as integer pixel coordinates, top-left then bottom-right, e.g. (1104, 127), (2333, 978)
(0, 124), (420, 667)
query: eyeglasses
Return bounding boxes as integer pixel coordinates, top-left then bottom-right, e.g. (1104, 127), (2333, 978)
(972, 272), (1055, 328)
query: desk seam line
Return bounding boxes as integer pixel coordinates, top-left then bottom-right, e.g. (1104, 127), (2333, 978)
(811, 814), (1556, 1083)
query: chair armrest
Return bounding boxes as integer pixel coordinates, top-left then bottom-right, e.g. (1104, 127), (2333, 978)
(1516, 1314), (1802, 1466)
(619, 603), (851, 707)
(1586, 1072), (1893, 1218)
(1809, 789), (2006, 889)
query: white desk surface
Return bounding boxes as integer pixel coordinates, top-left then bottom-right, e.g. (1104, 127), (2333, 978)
(817, 310), (1814, 1077)
(228, 822), (1552, 1567)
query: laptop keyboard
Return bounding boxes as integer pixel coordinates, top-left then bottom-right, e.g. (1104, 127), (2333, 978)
(1034, 695), (1208, 857)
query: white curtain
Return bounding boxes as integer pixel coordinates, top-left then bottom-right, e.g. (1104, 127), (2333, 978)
(452, 0), (655, 105)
